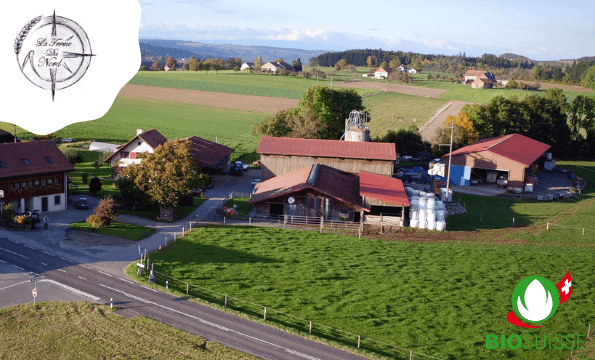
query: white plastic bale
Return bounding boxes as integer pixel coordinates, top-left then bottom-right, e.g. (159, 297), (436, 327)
(419, 211), (427, 222)
(427, 212), (436, 223)
(436, 201), (444, 209)
(409, 219), (419, 228)
(427, 221), (436, 230)
(436, 211), (445, 222)
(436, 221), (446, 231)
(418, 220), (427, 229)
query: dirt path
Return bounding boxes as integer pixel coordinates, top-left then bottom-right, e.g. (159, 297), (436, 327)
(335, 81), (448, 98)
(419, 101), (474, 144)
(117, 84), (300, 113)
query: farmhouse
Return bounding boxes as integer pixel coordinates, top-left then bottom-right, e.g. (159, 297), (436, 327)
(249, 164), (409, 223)
(104, 129), (167, 171)
(471, 76), (494, 89)
(464, 70), (496, 84)
(257, 137), (396, 181)
(261, 61), (293, 73)
(496, 76), (510, 86)
(374, 67), (392, 79)
(181, 136), (235, 174)
(241, 62), (254, 70)
(0, 141), (74, 213)
(442, 134), (551, 191)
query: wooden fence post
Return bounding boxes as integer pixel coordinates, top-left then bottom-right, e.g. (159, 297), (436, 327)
(513, 218), (515, 226)
(264, 307), (267, 321)
(309, 321), (312, 334)
(410, 350), (413, 360)
(225, 295), (228, 308)
(380, 213), (383, 234)
(189, 222), (192, 231)
(320, 216), (323, 233)
(588, 323), (591, 338)
(357, 335), (361, 348)
(182, 227), (185, 236)
(249, 218), (251, 226)
(186, 283), (189, 295)
(583, 228), (585, 235)
(547, 221), (549, 230)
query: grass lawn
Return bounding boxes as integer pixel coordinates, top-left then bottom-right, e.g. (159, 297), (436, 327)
(439, 85), (591, 103)
(0, 302), (256, 359)
(69, 221), (156, 240)
(223, 197), (253, 219)
(68, 150), (120, 200)
(127, 225), (595, 360)
(129, 71), (376, 99)
(119, 196), (206, 222)
(363, 92), (448, 138)
(447, 161), (595, 237)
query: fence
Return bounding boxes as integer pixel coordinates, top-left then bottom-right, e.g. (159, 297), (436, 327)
(249, 213), (361, 232)
(139, 232), (442, 360)
(418, 101), (453, 133)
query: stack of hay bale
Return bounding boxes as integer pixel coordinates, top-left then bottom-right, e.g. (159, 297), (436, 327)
(405, 187), (447, 231)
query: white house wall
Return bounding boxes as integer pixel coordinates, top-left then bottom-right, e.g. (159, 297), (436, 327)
(110, 140), (156, 167)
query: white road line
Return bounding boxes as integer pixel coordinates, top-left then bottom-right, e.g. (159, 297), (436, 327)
(97, 270), (113, 277)
(140, 285), (159, 293)
(286, 349), (321, 360)
(12, 265), (24, 271)
(0, 280), (30, 292)
(59, 257), (73, 263)
(39, 279), (100, 301)
(80, 265), (92, 269)
(58, 269), (67, 273)
(95, 284), (318, 357)
(42, 251), (55, 256)
(117, 278), (135, 285)
(78, 276), (86, 280)
(23, 244), (34, 249)
(0, 246), (29, 259)
(40, 262), (47, 266)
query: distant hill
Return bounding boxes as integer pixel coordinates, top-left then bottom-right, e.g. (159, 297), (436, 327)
(499, 53), (534, 62)
(139, 39), (326, 63)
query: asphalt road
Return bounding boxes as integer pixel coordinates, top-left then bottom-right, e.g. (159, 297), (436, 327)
(0, 236), (369, 360)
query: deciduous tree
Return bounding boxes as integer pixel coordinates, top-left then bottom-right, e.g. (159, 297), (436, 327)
(335, 59), (348, 71)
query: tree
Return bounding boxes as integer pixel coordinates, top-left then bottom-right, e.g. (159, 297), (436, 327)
(389, 57), (400, 70)
(401, 72), (411, 83)
(92, 160), (103, 175)
(413, 62), (422, 72)
(89, 176), (102, 195)
(335, 59), (348, 71)
(86, 197), (117, 228)
(568, 95), (595, 144)
(210, 58), (225, 74)
(379, 61), (388, 68)
(374, 127), (432, 157)
(188, 56), (199, 72)
(287, 107), (327, 139)
(252, 108), (296, 137)
(121, 140), (203, 215)
(347, 64), (357, 74)
(293, 58), (302, 72)
(202, 61), (211, 74)
(151, 60), (161, 71)
(254, 56), (263, 72)
(165, 56), (177, 71)
(273, 58), (284, 63)
(183, 61), (189, 71)
(139, 65), (147, 71)
(506, 78), (518, 88)
(581, 66), (595, 91)
(441, 112), (480, 146)
(366, 55), (376, 67)
(61, 148), (83, 165)
(116, 174), (154, 210)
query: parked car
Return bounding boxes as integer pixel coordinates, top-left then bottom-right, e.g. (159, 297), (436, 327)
(76, 198), (89, 210)
(251, 178), (261, 186)
(25, 211), (41, 223)
(230, 161), (244, 176)
(401, 155), (413, 162)
(61, 138), (73, 143)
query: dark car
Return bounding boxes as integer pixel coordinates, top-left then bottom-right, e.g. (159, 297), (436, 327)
(25, 211), (41, 223)
(76, 198), (89, 210)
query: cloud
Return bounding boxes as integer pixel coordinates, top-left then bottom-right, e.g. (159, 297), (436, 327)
(260, 29), (329, 41)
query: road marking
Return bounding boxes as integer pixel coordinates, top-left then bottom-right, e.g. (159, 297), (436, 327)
(12, 265), (24, 271)
(80, 265), (92, 269)
(285, 349), (321, 360)
(58, 269), (67, 273)
(39, 279), (100, 301)
(0, 280), (30, 292)
(117, 278), (135, 284)
(97, 270), (113, 277)
(40, 262), (47, 266)
(0, 246), (29, 259)
(59, 257), (73, 263)
(23, 244), (34, 249)
(78, 276), (86, 280)
(140, 285), (159, 293)
(42, 251), (55, 256)
(95, 283), (319, 357)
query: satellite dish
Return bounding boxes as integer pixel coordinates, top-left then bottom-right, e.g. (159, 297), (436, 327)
(288, 197), (295, 204)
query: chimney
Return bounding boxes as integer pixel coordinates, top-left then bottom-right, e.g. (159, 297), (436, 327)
(136, 129), (143, 135)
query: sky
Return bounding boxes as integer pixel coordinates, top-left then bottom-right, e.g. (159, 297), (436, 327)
(138, 0), (595, 61)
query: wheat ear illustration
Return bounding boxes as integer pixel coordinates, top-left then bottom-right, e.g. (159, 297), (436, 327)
(14, 16), (42, 55)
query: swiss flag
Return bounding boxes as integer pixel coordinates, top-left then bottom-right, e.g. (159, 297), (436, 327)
(556, 272), (572, 304)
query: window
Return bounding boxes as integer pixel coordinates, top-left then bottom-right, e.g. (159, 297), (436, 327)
(16, 182), (20, 191)
(35, 179), (40, 187)
(48, 178), (53, 185)
(29, 181), (33, 189)
(54, 195), (61, 205)
(42, 179), (46, 187)
(21, 159), (30, 166)
(0, 161), (5, 168)
(22, 181), (27, 189)
(138, 141), (141, 146)
(55, 177), (60, 185)
(10, 182), (14, 191)
(124, 152), (130, 158)
(44, 156), (53, 164)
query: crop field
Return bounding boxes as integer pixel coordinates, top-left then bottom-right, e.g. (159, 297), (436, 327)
(129, 225), (595, 360)
(439, 85), (592, 103)
(1, 97), (268, 164)
(0, 302), (256, 359)
(362, 92), (448, 138)
(129, 71), (376, 99)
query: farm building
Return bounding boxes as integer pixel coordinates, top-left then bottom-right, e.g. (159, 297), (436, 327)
(471, 76), (494, 89)
(374, 67), (392, 79)
(261, 61), (293, 73)
(249, 164), (409, 223)
(104, 129), (168, 170)
(181, 136), (234, 174)
(0, 141), (74, 213)
(89, 141), (119, 153)
(241, 62), (254, 70)
(496, 76), (510, 86)
(442, 134), (551, 191)
(257, 137), (396, 181)
(464, 70), (496, 84)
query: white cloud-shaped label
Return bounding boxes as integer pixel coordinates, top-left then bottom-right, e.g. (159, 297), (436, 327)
(516, 279), (554, 322)
(3, 0), (141, 135)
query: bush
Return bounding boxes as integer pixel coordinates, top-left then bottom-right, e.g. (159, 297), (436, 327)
(81, 173), (89, 185)
(13, 215), (27, 224)
(61, 148), (83, 165)
(2, 203), (15, 224)
(89, 177), (102, 194)
(95, 197), (117, 226)
(86, 214), (106, 229)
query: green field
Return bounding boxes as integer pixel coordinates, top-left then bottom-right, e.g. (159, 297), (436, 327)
(0, 302), (256, 359)
(363, 92), (448, 138)
(128, 225), (595, 360)
(130, 71), (376, 99)
(69, 220), (157, 240)
(0, 97), (268, 164)
(439, 85), (593, 103)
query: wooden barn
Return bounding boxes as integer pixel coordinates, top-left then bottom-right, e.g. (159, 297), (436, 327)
(257, 137), (396, 181)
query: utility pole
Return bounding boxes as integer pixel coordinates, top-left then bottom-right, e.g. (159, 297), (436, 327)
(445, 116), (454, 203)
(14, 125), (17, 143)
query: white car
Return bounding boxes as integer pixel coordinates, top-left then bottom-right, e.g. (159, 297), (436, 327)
(61, 138), (73, 143)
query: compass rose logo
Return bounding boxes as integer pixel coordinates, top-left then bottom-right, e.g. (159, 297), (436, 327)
(14, 10), (95, 101)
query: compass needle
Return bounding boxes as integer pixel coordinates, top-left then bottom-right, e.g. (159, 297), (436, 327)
(50, 68), (57, 101)
(51, 10), (57, 37)
(62, 62), (73, 74)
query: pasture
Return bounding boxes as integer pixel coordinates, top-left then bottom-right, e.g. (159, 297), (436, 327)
(128, 225), (595, 360)
(362, 92), (448, 138)
(439, 85), (592, 103)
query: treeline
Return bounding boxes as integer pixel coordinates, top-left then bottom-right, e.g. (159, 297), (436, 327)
(439, 89), (595, 159)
